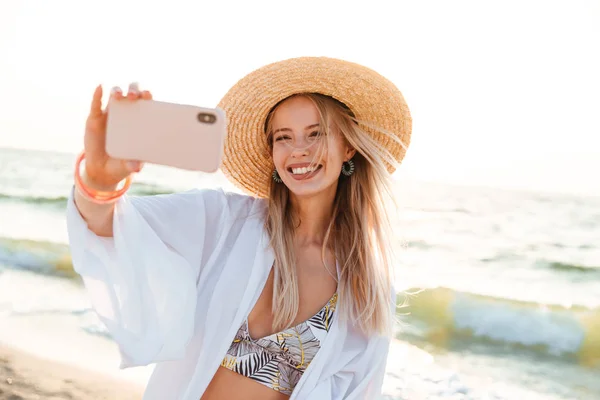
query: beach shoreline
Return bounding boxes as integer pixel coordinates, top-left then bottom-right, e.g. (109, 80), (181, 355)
(0, 342), (144, 400)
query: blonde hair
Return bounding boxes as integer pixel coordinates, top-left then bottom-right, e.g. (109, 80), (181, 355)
(264, 93), (402, 337)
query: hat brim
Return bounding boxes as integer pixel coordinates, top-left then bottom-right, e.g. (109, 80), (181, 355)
(217, 56), (412, 198)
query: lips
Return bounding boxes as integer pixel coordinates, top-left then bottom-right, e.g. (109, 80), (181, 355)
(288, 165), (320, 175)
(286, 163), (323, 180)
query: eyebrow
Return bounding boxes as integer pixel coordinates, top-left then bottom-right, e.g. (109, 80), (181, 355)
(272, 123), (320, 136)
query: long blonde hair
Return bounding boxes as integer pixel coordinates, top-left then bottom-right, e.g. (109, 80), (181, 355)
(264, 93), (402, 337)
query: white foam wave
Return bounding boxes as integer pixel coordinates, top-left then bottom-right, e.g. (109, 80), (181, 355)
(450, 293), (587, 355)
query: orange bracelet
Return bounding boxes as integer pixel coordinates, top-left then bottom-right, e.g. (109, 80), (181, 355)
(74, 151), (132, 204)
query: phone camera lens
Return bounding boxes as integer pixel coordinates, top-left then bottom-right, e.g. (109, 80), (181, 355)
(197, 112), (216, 124)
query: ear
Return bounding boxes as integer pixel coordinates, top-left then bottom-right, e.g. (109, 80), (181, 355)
(344, 145), (357, 162)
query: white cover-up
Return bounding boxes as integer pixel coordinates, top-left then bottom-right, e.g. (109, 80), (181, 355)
(66, 187), (392, 399)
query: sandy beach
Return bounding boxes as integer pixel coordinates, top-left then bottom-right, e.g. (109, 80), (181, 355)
(0, 343), (143, 400)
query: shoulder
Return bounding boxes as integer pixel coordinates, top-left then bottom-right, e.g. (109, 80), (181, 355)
(204, 188), (267, 219)
(130, 187), (262, 210)
(167, 188), (267, 219)
(125, 188), (267, 232)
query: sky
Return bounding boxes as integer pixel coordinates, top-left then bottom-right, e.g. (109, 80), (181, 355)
(0, 0), (599, 196)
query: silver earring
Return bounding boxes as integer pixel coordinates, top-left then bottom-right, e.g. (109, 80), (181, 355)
(341, 159), (355, 176)
(272, 169), (283, 183)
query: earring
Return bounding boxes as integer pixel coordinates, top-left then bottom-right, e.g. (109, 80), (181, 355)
(272, 169), (283, 183)
(341, 159), (355, 176)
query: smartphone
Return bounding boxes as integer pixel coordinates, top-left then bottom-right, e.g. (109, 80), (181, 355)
(105, 98), (226, 172)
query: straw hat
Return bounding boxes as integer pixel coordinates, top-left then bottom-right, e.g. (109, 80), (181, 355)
(217, 56), (412, 198)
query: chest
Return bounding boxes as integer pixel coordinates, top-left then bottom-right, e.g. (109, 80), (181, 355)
(246, 249), (338, 340)
(216, 248), (339, 396)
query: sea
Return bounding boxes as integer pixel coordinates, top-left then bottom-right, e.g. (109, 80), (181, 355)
(0, 146), (598, 399)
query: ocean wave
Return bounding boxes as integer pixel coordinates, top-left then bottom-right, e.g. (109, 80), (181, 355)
(545, 261), (600, 273)
(0, 237), (75, 278)
(482, 255), (600, 275)
(0, 183), (176, 208)
(0, 193), (67, 207)
(3, 234), (599, 367)
(399, 287), (600, 366)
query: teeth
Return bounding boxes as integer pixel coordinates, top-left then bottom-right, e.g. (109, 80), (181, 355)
(291, 165), (319, 175)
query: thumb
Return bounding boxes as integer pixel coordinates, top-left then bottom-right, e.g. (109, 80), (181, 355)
(125, 160), (144, 172)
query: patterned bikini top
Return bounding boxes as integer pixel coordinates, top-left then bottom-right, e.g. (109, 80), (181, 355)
(221, 293), (338, 395)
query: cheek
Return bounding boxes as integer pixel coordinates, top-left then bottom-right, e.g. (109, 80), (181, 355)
(326, 141), (347, 168)
(322, 154), (342, 179)
(272, 148), (287, 170)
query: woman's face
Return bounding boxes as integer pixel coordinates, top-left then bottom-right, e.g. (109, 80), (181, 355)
(271, 96), (355, 198)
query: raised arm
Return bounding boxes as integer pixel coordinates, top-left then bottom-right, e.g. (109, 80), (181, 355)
(66, 84), (233, 367)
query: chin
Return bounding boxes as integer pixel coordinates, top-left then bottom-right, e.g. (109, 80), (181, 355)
(287, 185), (327, 198)
(284, 177), (338, 198)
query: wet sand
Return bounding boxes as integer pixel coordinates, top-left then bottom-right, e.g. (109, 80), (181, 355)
(0, 343), (143, 400)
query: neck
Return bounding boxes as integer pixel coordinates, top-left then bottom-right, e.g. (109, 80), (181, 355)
(290, 189), (336, 246)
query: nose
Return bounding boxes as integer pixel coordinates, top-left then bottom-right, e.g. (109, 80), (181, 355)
(290, 146), (309, 158)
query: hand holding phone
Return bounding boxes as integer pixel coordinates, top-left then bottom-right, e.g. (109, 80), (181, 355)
(82, 83), (149, 191)
(105, 92), (226, 173)
(82, 82), (226, 193)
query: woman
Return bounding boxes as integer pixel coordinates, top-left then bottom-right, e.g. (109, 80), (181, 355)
(66, 57), (412, 399)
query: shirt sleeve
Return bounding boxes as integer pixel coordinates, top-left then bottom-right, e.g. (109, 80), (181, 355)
(66, 187), (231, 368)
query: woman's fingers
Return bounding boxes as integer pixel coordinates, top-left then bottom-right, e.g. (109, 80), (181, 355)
(89, 85), (103, 116)
(110, 86), (123, 98)
(126, 82), (140, 99)
(110, 86), (123, 104)
(101, 82), (149, 117)
(106, 82), (147, 102)
(103, 86), (122, 115)
(82, 81), (149, 187)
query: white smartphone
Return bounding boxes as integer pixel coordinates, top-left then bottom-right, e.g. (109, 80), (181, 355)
(105, 98), (226, 172)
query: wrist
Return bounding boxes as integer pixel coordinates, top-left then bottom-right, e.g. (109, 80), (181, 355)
(74, 151), (131, 204)
(81, 171), (119, 192)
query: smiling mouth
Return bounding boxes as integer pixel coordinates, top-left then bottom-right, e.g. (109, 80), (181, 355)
(287, 164), (323, 180)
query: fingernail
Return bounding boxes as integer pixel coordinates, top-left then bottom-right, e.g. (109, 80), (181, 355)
(128, 82), (140, 94)
(110, 86), (122, 95)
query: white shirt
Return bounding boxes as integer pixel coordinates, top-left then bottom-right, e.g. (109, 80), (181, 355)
(66, 187), (392, 399)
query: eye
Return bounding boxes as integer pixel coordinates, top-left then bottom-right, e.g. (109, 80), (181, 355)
(309, 131), (322, 138)
(275, 135), (291, 142)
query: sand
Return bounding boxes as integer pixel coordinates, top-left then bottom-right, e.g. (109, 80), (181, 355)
(0, 343), (144, 400)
